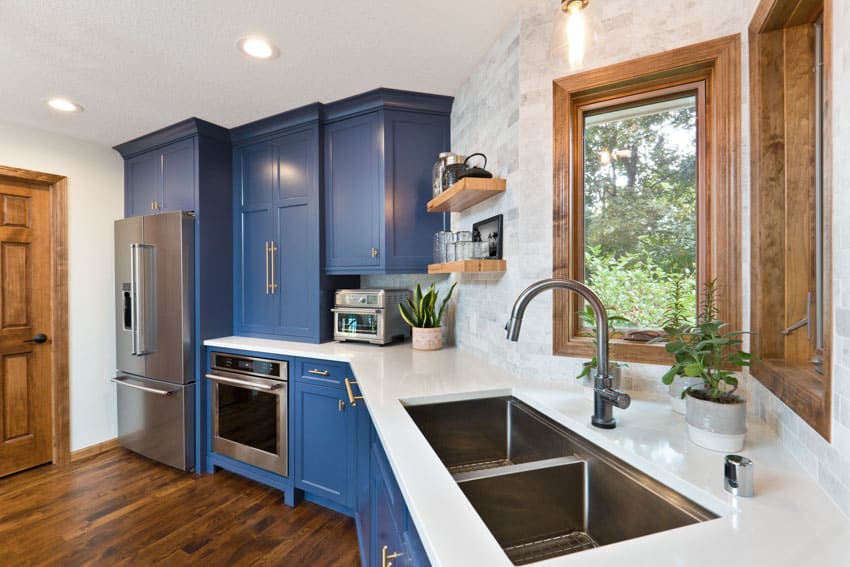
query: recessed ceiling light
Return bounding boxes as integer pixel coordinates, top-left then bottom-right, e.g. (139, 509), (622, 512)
(47, 98), (83, 113)
(237, 37), (279, 60)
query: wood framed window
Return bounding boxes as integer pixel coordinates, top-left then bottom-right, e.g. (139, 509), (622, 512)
(750, 0), (831, 439)
(553, 36), (741, 365)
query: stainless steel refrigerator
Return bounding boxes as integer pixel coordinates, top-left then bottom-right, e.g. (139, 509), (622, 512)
(112, 211), (195, 471)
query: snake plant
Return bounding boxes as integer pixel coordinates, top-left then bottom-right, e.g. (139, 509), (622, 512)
(399, 282), (457, 328)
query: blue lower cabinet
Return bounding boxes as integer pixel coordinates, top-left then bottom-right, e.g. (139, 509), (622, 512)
(294, 380), (356, 511)
(371, 442), (408, 567)
(363, 422), (430, 567)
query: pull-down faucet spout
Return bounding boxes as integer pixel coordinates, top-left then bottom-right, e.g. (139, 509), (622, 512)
(506, 278), (630, 429)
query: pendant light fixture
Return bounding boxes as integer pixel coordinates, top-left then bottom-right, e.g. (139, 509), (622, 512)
(549, 0), (592, 70)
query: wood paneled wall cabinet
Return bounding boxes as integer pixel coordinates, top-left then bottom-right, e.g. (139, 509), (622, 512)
(114, 119), (234, 471)
(749, 0), (832, 439)
(323, 89), (452, 275)
(552, 36), (741, 365)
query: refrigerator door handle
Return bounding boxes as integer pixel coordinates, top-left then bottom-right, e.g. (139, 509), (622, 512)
(111, 376), (176, 397)
(131, 243), (154, 355)
(129, 244), (139, 355)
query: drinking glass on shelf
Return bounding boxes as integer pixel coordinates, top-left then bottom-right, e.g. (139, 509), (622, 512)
(446, 242), (457, 262)
(473, 241), (490, 259)
(456, 230), (473, 242)
(457, 240), (474, 260)
(433, 231), (452, 263)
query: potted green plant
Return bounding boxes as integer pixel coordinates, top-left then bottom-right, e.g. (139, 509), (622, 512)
(654, 274), (701, 414)
(576, 305), (630, 397)
(399, 282), (457, 351)
(662, 281), (753, 451)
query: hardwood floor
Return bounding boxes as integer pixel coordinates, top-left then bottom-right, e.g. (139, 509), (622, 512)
(0, 448), (360, 566)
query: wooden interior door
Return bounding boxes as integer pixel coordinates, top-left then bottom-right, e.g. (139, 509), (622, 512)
(0, 178), (52, 476)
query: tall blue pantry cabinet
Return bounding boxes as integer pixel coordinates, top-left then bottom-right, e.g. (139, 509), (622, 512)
(231, 105), (356, 342)
(114, 118), (233, 472)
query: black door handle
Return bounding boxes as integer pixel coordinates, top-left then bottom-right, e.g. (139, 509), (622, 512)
(24, 333), (48, 344)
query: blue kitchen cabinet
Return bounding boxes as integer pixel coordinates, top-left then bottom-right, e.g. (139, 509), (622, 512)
(323, 89), (453, 275)
(232, 107), (346, 343)
(293, 381), (356, 511)
(366, 423), (430, 567)
(293, 358), (359, 513)
(123, 137), (195, 217)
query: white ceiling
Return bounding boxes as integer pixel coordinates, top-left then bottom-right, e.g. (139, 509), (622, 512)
(0, 0), (538, 146)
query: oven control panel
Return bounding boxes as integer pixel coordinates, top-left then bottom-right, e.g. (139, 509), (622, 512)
(212, 353), (284, 379)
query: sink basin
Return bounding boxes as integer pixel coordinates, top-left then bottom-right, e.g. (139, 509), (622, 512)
(405, 396), (718, 565)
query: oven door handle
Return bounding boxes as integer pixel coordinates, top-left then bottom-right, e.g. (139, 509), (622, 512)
(205, 373), (284, 392)
(331, 308), (382, 314)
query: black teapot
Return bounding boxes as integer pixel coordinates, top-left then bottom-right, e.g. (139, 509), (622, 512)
(442, 153), (493, 188)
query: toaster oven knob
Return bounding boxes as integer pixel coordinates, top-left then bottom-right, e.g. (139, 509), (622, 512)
(359, 297), (366, 304)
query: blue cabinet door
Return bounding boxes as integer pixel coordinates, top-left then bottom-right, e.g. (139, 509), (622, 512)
(383, 111), (448, 273)
(294, 381), (355, 508)
(235, 126), (324, 342)
(161, 138), (196, 212)
(126, 151), (161, 217)
(238, 207), (276, 334)
(371, 441), (408, 567)
(324, 112), (382, 272)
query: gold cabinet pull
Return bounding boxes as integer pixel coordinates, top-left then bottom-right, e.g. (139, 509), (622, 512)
(308, 369), (330, 376)
(382, 545), (400, 567)
(371, 247), (379, 257)
(344, 378), (364, 406)
(269, 241), (278, 294)
(338, 399), (345, 412)
(265, 241), (271, 294)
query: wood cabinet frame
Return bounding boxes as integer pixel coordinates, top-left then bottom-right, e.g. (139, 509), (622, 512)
(552, 36), (742, 365)
(749, 0), (831, 438)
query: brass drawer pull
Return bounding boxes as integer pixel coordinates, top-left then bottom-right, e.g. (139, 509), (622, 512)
(344, 378), (364, 406)
(265, 241), (271, 295)
(308, 369), (330, 376)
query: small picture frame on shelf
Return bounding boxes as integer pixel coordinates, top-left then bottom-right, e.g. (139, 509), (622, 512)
(472, 214), (503, 259)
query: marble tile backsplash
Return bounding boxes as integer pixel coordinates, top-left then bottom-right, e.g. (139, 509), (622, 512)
(365, 0), (850, 520)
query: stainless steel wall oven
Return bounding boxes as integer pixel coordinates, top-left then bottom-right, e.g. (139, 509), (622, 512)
(207, 352), (288, 476)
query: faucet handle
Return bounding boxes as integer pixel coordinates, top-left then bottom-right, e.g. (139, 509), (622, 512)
(598, 387), (631, 410)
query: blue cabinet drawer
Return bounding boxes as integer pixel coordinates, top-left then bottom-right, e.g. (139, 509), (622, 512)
(295, 358), (352, 389)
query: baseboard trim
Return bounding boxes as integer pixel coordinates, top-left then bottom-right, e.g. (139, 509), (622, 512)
(70, 439), (120, 462)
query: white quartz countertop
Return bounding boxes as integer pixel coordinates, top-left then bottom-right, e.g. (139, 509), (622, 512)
(204, 336), (850, 566)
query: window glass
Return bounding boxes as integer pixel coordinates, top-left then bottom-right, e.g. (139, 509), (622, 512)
(582, 95), (698, 329)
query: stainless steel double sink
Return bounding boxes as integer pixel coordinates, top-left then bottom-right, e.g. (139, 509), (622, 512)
(405, 396), (717, 565)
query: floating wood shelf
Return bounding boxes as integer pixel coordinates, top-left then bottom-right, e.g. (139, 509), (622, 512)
(426, 178), (506, 213)
(427, 259), (507, 274)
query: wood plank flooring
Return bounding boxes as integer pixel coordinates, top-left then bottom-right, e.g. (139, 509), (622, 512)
(0, 448), (360, 566)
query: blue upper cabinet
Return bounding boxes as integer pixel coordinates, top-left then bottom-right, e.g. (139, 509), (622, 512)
(232, 105), (344, 343)
(120, 135), (196, 217)
(323, 89), (453, 275)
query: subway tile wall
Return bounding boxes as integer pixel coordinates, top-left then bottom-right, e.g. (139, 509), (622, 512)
(364, 0), (850, 518)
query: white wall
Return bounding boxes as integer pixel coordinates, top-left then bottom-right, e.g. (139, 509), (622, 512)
(386, 0), (850, 518)
(0, 120), (123, 451)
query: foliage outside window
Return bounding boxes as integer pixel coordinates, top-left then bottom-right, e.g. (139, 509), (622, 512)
(552, 36), (741, 365)
(582, 95), (698, 330)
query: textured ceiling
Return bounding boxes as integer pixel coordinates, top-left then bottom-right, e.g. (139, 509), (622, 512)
(0, 0), (538, 146)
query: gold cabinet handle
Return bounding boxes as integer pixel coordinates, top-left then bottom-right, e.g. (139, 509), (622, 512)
(265, 241), (271, 294)
(338, 399), (345, 412)
(308, 369), (330, 376)
(371, 247), (379, 257)
(382, 545), (400, 567)
(344, 378), (364, 406)
(269, 241), (278, 294)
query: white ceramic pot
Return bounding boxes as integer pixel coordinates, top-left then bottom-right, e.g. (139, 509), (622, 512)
(685, 391), (746, 452)
(669, 376), (703, 415)
(411, 327), (443, 351)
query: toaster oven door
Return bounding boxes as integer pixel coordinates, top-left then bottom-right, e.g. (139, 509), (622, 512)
(332, 308), (384, 342)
